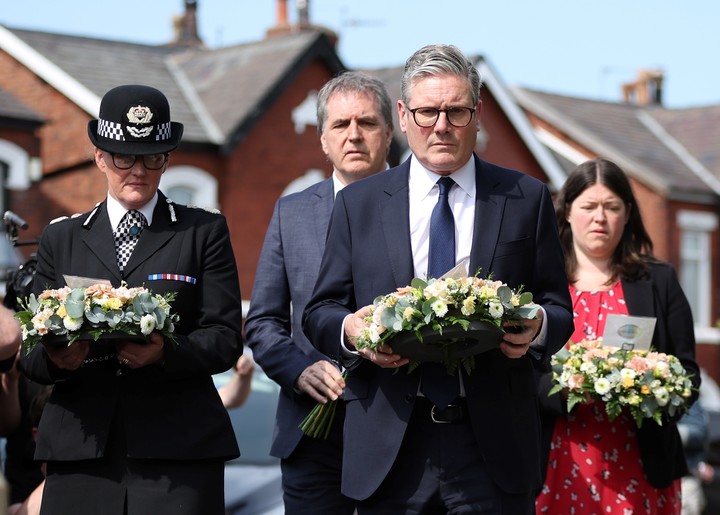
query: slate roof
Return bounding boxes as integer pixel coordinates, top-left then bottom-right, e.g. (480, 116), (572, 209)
(4, 26), (342, 149)
(175, 31), (342, 151)
(651, 105), (720, 179)
(512, 87), (718, 201)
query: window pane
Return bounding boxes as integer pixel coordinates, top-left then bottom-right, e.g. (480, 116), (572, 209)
(165, 186), (195, 206)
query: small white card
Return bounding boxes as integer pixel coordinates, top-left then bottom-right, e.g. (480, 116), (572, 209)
(601, 314), (656, 351)
(63, 275), (112, 289)
(441, 258), (470, 280)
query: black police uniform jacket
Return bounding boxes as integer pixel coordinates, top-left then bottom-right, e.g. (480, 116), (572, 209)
(20, 192), (243, 462)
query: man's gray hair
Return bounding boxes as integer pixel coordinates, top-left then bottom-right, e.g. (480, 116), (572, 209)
(400, 44), (482, 106)
(316, 71), (393, 135)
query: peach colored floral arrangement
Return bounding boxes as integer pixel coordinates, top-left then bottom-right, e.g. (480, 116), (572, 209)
(549, 338), (694, 427)
(16, 282), (178, 353)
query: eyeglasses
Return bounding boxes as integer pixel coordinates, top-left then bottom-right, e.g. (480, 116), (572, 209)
(408, 107), (476, 128)
(110, 153), (168, 170)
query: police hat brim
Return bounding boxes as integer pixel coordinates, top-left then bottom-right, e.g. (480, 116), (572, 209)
(87, 120), (184, 155)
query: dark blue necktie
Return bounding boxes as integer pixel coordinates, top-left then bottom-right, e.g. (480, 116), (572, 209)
(427, 176), (456, 279)
(422, 176), (460, 407)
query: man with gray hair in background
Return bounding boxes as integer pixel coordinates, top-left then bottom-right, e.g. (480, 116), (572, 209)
(245, 71), (394, 514)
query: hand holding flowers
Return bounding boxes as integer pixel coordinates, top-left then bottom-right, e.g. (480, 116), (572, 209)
(352, 275), (538, 373)
(549, 339), (695, 427)
(16, 282), (180, 354)
(301, 274), (538, 439)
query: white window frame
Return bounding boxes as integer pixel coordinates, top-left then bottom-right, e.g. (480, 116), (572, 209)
(0, 139), (34, 191)
(677, 210), (718, 328)
(159, 165), (218, 210)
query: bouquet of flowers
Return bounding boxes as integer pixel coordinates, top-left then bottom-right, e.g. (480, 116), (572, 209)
(16, 282), (180, 354)
(300, 275), (538, 439)
(548, 339), (695, 427)
(354, 275), (538, 373)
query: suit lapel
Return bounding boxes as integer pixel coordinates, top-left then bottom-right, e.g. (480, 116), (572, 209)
(622, 277), (655, 317)
(312, 179), (334, 252)
(380, 162), (414, 286)
(469, 156), (506, 278)
(81, 205), (122, 280)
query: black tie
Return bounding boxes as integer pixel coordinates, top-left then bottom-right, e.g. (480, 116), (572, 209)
(114, 210), (147, 272)
(422, 176), (460, 407)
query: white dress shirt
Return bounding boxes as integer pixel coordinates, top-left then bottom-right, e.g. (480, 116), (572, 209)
(408, 155), (476, 279)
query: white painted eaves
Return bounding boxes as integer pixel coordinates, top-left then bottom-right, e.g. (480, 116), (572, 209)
(165, 55), (224, 145)
(0, 25), (100, 116)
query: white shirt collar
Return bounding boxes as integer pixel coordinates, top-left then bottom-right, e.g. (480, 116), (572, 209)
(106, 193), (158, 231)
(408, 155), (476, 200)
(331, 172), (346, 199)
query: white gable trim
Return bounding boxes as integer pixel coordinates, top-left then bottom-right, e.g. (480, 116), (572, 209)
(0, 25), (100, 117)
(165, 57), (224, 144)
(477, 59), (566, 190)
(533, 126), (591, 166)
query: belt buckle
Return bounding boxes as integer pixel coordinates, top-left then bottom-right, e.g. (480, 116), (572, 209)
(430, 404), (453, 424)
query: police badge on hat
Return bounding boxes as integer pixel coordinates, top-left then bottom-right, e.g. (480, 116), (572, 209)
(87, 85), (184, 156)
(126, 105), (154, 138)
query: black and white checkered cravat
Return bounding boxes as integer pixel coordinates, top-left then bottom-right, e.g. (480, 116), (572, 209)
(114, 210), (147, 272)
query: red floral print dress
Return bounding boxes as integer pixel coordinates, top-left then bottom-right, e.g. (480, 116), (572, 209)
(535, 282), (681, 514)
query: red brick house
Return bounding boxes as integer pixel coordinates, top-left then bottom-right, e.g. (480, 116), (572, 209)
(513, 79), (720, 379)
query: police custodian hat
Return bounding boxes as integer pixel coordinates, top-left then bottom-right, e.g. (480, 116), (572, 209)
(88, 84), (184, 155)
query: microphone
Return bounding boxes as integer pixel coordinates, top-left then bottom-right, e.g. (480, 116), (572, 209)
(3, 210), (29, 229)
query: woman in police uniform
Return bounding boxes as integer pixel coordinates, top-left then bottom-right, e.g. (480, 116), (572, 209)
(20, 85), (243, 515)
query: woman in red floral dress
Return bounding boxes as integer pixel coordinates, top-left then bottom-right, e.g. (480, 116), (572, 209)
(535, 159), (699, 514)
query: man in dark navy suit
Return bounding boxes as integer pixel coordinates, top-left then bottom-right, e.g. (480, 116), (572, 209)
(303, 45), (574, 514)
(244, 72), (393, 514)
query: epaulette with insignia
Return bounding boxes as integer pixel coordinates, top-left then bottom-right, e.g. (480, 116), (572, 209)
(187, 205), (221, 215)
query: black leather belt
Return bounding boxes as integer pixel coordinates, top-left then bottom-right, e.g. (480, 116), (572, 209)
(416, 396), (468, 424)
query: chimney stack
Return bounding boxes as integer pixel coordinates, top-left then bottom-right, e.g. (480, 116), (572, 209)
(265, 0), (338, 46)
(169, 0), (204, 48)
(622, 69), (664, 106)
(266, 0), (293, 38)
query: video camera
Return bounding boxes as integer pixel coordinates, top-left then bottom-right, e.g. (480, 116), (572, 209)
(3, 210), (37, 311)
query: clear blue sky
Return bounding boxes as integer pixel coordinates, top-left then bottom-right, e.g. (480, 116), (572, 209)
(1, 0), (717, 108)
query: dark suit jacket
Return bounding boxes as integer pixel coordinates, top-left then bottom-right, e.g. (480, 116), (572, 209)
(20, 192), (243, 462)
(303, 156), (574, 499)
(244, 179), (338, 459)
(537, 262), (700, 489)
